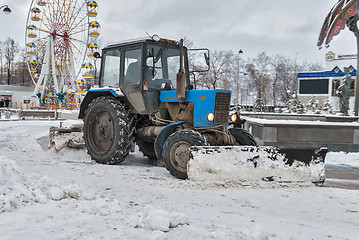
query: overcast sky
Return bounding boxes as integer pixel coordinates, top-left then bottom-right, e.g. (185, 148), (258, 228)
(1, 0), (356, 65)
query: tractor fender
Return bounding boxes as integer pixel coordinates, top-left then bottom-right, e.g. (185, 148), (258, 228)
(78, 89), (124, 119)
(154, 121), (185, 160)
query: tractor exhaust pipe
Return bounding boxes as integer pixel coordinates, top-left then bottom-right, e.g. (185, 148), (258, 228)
(176, 39), (186, 102)
(136, 126), (165, 142)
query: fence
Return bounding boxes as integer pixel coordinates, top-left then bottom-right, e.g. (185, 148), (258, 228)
(6, 101), (80, 110)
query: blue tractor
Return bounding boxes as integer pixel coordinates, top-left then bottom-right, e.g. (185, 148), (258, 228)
(78, 37), (256, 179)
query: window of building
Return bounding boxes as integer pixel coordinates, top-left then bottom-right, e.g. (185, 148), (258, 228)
(331, 78), (355, 96)
(299, 79), (329, 94)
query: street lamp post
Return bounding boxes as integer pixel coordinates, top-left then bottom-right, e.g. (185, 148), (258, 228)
(0, 5), (11, 15)
(236, 49), (243, 111)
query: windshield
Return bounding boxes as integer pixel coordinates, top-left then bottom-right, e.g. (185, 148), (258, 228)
(145, 44), (187, 89)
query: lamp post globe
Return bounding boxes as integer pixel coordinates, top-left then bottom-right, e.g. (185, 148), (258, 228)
(0, 5), (11, 15)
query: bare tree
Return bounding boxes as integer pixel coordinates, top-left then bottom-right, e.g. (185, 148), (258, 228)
(246, 52), (272, 104)
(245, 52), (323, 108)
(196, 50), (235, 89)
(0, 42), (3, 85)
(2, 38), (19, 85)
(301, 60), (323, 71)
(12, 49), (32, 86)
(270, 55), (288, 106)
(277, 58), (301, 103)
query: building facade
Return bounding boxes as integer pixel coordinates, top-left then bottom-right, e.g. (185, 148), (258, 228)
(0, 85), (34, 107)
(298, 51), (356, 114)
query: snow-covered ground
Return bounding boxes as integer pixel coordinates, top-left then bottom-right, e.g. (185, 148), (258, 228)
(1, 118), (359, 240)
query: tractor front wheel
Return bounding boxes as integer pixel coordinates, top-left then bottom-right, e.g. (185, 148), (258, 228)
(229, 127), (257, 146)
(162, 129), (207, 179)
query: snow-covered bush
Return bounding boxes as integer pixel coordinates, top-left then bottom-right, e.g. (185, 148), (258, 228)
(321, 98), (334, 114)
(306, 98), (321, 113)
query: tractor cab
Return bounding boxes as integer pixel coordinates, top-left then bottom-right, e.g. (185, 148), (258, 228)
(99, 37), (190, 114)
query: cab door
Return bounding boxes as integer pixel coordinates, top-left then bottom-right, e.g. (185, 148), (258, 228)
(120, 47), (146, 113)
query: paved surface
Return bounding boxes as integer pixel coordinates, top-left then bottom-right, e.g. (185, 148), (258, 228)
(324, 164), (359, 190)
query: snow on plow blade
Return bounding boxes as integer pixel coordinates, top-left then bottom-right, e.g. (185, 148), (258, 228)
(49, 124), (84, 151)
(188, 146), (327, 184)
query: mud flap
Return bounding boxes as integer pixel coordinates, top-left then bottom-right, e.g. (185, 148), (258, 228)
(188, 146), (327, 183)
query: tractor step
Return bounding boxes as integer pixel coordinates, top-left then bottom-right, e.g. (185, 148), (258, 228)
(188, 146), (327, 184)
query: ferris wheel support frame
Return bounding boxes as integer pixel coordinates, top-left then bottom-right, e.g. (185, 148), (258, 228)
(33, 36), (60, 100)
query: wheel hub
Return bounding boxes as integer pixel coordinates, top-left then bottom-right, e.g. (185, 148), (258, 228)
(90, 111), (114, 152)
(98, 124), (110, 141)
(171, 141), (191, 172)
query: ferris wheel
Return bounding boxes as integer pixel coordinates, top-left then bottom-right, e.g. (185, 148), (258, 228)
(25, 0), (100, 103)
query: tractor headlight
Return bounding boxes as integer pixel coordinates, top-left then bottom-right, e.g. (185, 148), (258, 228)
(230, 113), (237, 122)
(207, 113), (215, 122)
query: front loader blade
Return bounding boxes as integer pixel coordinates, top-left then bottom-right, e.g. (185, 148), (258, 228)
(188, 146), (327, 184)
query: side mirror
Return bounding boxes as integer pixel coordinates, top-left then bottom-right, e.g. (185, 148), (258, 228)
(204, 52), (210, 67)
(93, 52), (101, 59)
(188, 48), (210, 73)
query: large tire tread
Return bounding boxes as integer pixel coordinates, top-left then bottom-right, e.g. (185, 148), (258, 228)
(83, 96), (134, 165)
(229, 127), (257, 146)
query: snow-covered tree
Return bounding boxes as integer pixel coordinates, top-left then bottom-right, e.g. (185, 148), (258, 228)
(254, 95), (265, 112)
(286, 94), (306, 114)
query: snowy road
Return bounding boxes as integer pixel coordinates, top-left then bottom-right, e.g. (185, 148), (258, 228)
(325, 161), (359, 190)
(1, 119), (359, 240)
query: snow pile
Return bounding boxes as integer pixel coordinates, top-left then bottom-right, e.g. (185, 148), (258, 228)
(0, 156), (190, 238)
(142, 205), (188, 232)
(0, 157), (92, 212)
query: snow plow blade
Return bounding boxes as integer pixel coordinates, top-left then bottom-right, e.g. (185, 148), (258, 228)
(49, 124), (85, 151)
(188, 146), (327, 184)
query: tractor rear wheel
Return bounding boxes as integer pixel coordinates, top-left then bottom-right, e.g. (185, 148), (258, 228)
(229, 127), (257, 146)
(162, 129), (207, 179)
(83, 96), (134, 164)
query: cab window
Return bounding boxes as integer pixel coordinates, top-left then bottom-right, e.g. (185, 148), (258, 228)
(124, 49), (141, 85)
(100, 49), (121, 88)
(145, 45), (186, 89)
